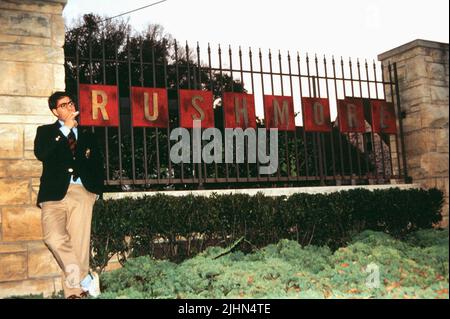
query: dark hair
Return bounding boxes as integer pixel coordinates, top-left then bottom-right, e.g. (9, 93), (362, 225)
(48, 91), (72, 110)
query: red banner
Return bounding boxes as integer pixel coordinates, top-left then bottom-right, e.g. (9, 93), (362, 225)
(179, 89), (214, 128)
(263, 95), (295, 131)
(371, 100), (397, 134)
(337, 98), (366, 133)
(301, 97), (331, 132)
(222, 92), (256, 129)
(79, 84), (119, 126)
(131, 87), (169, 128)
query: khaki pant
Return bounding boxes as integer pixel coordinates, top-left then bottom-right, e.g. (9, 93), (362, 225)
(41, 184), (96, 298)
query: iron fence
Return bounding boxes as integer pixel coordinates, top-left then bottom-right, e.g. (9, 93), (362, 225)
(64, 37), (409, 191)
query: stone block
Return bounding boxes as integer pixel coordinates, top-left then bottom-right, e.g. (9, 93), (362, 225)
(0, 278), (56, 298)
(430, 86), (449, 102)
(430, 48), (449, 64)
(436, 128), (449, 153)
(420, 152), (449, 176)
(51, 14), (65, 48)
(0, 114), (55, 125)
(0, 33), (51, 46)
(0, 43), (64, 64)
(402, 112), (421, 133)
(0, 61), (54, 97)
(427, 63), (447, 81)
(435, 177), (449, 198)
(0, 243), (27, 254)
(0, 1), (65, 15)
(2, 207), (42, 241)
(25, 150), (38, 160)
(53, 64), (65, 92)
(401, 84), (431, 103)
(0, 10), (51, 39)
(0, 179), (29, 205)
(28, 242), (60, 278)
(0, 159), (42, 178)
(404, 57), (427, 82)
(0, 124), (23, 158)
(24, 124), (41, 150)
(404, 129), (437, 156)
(421, 178), (437, 190)
(0, 96), (49, 116)
(31, 185), (39, 205)
(420, 104), (449, 128)
(0, 252), (27, 282)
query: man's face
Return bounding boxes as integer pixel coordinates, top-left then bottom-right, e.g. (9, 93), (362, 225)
(51, 96), (77, 121)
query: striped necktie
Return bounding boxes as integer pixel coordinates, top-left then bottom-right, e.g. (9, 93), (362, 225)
(67, 129), (77, 155)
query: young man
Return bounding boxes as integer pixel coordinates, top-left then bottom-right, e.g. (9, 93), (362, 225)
(34, 91), (104, 299)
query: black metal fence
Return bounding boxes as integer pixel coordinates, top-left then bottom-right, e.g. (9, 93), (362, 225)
(65, 37), (409, 192)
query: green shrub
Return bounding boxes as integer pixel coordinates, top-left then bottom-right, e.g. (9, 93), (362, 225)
(91, 187), (444, 271)
(98, 229), (449, 299)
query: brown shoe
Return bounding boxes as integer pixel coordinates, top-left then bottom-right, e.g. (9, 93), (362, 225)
(66, 294), (81, 299)
(79, 291), (89, 298)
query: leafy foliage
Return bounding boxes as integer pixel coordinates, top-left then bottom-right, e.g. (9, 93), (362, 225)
(90, 187), (444, 272)
(99, 229), (449, 299)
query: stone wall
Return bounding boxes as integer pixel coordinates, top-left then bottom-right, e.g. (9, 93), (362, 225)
(379, 39), (449, 227)
(0, 2), (448, 299)
(0, 0), (67, 298)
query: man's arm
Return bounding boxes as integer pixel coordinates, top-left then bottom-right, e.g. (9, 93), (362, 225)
(34, 126), (63, 162)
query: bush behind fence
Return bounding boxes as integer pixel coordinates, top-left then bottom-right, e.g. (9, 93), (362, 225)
(91, 187), (444, 272)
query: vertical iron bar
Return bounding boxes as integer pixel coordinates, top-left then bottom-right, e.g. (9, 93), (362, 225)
(360, 59), (370, 179)
(163, 44), (172, 184)
(287, 51), (300, 180)
(239, 46), (251, 181)
(197, 42), (206, 185)
(127, 36), (137, 184)
(114, 40), (123, 184)
(378, 64), (387, 180)
(332, 56), (345, 179)
(268, 49), (280, 180)
(341, 57), (354, 181)
(229, 45), (239, 181)
(100, 33), (110, 183)
(219, 44), (229, 182)
(249, 47), (260, 180)
(297, 52), (310, 179)
(151, 43), (161, 184)
(306, 54), (320, 180)
(186, 42), (196, 184)
(174, 40), (184, 182)
(383, 62), (395, 179)
(392, 63), (408, 182)
(279, 50), (290, 180)
(371, 60), (380, 181)
(349, 58), (362, 180)
(323, 55), (337, 180)
(139, 40), (148, 186)
(315, 54), (327, 183)
(208, 43), (219, 182)
(364, 59), (374, 181)
(259, 49), (270, 182)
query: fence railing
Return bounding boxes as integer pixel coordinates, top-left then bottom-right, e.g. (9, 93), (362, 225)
(65, 37), (409, 191)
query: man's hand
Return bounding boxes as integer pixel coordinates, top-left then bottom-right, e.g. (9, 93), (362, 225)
(63, 111), (79, 129)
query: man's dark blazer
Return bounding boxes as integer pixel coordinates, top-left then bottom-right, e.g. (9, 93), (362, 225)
(34, 120), (104, 207)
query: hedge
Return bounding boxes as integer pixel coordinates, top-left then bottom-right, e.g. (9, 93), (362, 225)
(90, 187), (444, 272)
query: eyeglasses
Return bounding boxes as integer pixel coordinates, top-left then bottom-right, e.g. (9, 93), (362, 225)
(56, 100), (76, 109)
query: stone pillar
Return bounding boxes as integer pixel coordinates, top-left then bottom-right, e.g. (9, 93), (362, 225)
(378, 39), (449, 227)
(0, 0), (67, 298)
